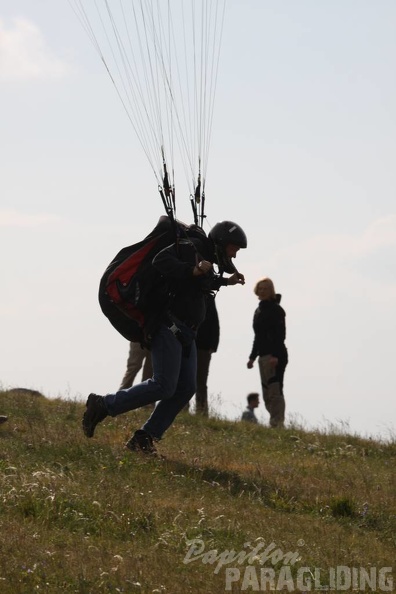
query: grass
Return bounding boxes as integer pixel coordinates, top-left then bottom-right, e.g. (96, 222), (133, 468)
(0, 389), (395, 593)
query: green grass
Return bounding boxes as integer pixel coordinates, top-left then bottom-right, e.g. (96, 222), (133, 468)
(0, 389), (394, 593)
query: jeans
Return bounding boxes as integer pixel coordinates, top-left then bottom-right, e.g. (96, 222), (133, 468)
(119, 343), (153, 389)
(104, 323), (197, 440)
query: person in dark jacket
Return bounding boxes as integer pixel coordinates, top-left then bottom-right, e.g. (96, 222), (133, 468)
(83, 221), (247, 454)
(247, 277), (288, 428)
(194, 293), (220, 416)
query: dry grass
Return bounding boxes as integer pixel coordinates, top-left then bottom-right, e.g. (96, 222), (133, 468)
(0, 389), (394, 593)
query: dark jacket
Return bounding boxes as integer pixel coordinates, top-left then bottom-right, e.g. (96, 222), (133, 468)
(249, 294), (288, 362)
(152, 237), (227, 329)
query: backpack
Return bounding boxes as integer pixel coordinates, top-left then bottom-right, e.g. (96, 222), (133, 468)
(98, 215), (193, 343)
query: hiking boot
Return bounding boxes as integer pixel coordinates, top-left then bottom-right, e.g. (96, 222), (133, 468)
(82, 393), (108, 438)
(126, 429), (157, 455)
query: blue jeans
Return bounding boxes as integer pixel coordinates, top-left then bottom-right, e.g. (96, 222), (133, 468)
(103, 324), (197, 440)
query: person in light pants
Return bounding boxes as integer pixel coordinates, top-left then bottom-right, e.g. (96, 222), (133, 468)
(247, 277), (288, 428)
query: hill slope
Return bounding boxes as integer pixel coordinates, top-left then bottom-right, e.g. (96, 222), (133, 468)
(0, 390), (394, 593)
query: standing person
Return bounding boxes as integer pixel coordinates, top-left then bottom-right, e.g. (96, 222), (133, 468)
(83, 221), (247, 454)
(119, 343), (153, 389)
(241, 392), (259, 423)
(247, 278), (288, 428)
(194, 293), (220, 416)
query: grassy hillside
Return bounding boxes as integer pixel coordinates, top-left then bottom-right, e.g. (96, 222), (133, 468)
(0, 389), (394, 593)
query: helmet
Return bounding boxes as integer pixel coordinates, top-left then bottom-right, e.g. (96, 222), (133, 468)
(209, 221), (247, 273)
(209, 221), (247, 249)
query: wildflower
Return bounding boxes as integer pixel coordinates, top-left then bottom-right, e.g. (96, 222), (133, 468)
(361, 502), (369, 517)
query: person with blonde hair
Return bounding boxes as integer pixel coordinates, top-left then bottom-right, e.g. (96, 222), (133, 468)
(247, 277), (288, 428)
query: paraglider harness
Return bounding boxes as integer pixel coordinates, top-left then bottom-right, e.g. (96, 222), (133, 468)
(98, 214), (211, 347)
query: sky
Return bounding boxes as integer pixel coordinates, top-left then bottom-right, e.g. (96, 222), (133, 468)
(1, 1), (396, 441)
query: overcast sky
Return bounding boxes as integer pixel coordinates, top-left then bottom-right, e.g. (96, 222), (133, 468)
(1, 1), (396, 441)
